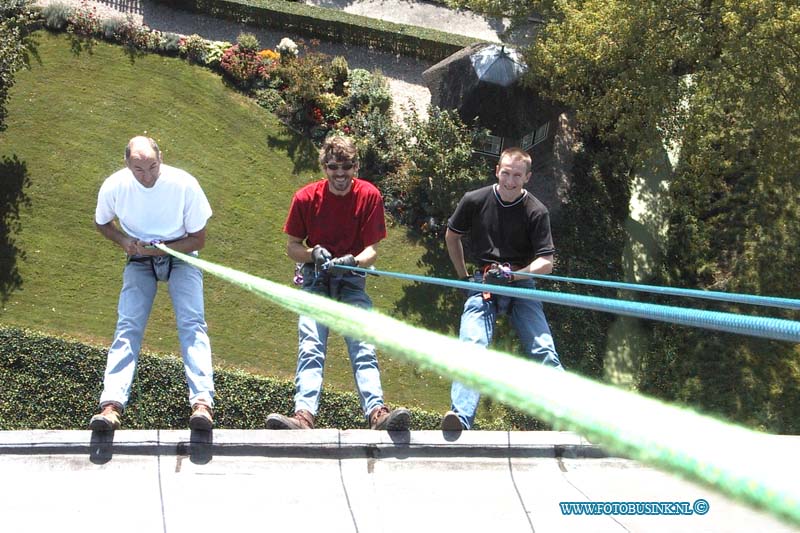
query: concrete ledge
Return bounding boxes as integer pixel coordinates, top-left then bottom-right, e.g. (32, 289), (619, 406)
(0, 429), (611, 459)
(0, 430), (796, 532)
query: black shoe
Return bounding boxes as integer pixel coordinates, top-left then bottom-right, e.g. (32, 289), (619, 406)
(441, 411), (463, 432)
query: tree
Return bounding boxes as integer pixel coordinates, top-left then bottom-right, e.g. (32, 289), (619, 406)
(452, 0), (799, 165)
(0, 0), (37, 132)
(453, 0), (800, 431)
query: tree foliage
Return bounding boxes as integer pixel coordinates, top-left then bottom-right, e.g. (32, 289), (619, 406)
(455, 0), (800, 431)
(455, 0), (799, 162)
(0, 0), (37, 132)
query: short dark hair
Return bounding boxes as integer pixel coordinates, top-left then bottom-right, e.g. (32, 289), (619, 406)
(125, 137), (160, 161)
(499, 147), (532, 173)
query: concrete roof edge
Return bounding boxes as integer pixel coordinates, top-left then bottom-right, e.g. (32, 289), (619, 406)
(0, 429), (616, 459)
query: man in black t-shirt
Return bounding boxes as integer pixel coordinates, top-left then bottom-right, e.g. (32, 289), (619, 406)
(442, 147), (564, 431)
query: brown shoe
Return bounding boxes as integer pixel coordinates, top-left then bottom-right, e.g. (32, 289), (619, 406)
(89, 402), (122, 431)
(266, 409), (315, 430)
(189, 403), (214, 431)
(369, 405), (410, 431)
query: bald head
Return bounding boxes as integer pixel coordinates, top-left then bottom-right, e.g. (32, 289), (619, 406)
(125, 136), (162, 188)
(125, 136), (160, 161)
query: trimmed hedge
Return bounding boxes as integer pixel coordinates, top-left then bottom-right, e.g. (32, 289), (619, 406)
(0, 326), (539, 430)
(0, 326), (433, 429)
(155, 0), (480, 62)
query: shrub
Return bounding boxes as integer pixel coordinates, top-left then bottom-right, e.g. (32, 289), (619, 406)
(342, 107), (408, 184)
(329, 55), (349, 95)
(347, 68), (371, 106)
(180, 33), (207, 64)
(205, 40), (232, 68)
(158, 31), (182, 56)
(258, 48), (280, 62)
(276, 37), (298, 60)
(382, 106), (488, 231)
(254, 88), (285, 112)
(219, 43), (263, 89)
(272, 49), (334, 131)
(65, 0), (100, 38)
(316, 92), (344, 122)
(347, 68), (392, 114)
(41, 2), (72, 31)
(113, 16), (158, 50)
(236, 31), (260, 52)
(0, 326), (449, 430)
(100, 16), (124, 40)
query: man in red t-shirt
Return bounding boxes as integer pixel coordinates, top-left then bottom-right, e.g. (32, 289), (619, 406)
(266, 135), (410, 431)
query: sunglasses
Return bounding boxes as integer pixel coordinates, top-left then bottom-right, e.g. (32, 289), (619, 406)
(325, 162), (355, 171)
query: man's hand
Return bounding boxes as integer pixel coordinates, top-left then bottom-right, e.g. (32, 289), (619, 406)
(483, 263), (514, 285)
(330, 254), (358, 273)
(122, 237), (139, 256)
(311, 245), (332, 268)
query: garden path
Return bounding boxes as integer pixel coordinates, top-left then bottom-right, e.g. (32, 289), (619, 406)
(35, 0), (519, 120)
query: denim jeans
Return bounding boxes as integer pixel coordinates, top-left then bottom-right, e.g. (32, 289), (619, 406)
(294, 264), (385, 420)
(98, 254), (215, 409)
(451, 276), (563, 429)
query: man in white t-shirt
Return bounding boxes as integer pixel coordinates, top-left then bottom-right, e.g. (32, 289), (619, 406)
(89, 136), (215, 431)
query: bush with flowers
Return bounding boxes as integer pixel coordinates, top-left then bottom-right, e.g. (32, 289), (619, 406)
(276, 37), (299, 61)
(219, 44), (259, 87)
(316, 92), (345, 123)
(270, 44), (334, 131)
(217, 32), (278, 90)
(180, 34), (209, 64)
(65, 0), (99, 39)
(113, 16), (162, 51)
(259, 49), (280, 63)
(219, 45), (278, 90)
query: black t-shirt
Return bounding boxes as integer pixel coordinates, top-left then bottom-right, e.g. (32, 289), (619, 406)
(448, 184), (555, 268)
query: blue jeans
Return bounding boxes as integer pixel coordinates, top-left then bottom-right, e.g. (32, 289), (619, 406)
(451, 277), (562, 429)
(98, 254), (215, 409)
(294, 264), (385, 420)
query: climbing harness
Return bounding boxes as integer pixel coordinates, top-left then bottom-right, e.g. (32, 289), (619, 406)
(481, 262), (514, 300)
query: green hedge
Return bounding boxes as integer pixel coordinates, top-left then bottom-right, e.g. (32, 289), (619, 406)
(0, 326), (538, 430)
(0, 326), (425, 429)
(156, 0), (480, 61)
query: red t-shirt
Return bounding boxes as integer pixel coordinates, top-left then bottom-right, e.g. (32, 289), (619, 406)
(284, 178), (387, 257)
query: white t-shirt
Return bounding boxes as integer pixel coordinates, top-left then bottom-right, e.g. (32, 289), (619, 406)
(95, 164), (212, 242)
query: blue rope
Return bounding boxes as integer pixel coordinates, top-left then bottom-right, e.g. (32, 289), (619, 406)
(339, 265), (800, 344)
(509, 271), (800, 311)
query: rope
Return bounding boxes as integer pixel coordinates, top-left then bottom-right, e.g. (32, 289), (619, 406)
(510, 271), (800, 311)
(337, 265), (800, 344)
(156, 244), (799, 526)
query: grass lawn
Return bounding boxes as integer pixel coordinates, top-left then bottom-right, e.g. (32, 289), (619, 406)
(0, 31), (462, 413)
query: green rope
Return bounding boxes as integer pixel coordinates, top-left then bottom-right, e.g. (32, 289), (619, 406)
(157, 245), (800, 526)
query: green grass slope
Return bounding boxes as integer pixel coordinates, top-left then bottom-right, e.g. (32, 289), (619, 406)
(0, 31), (456, 412)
